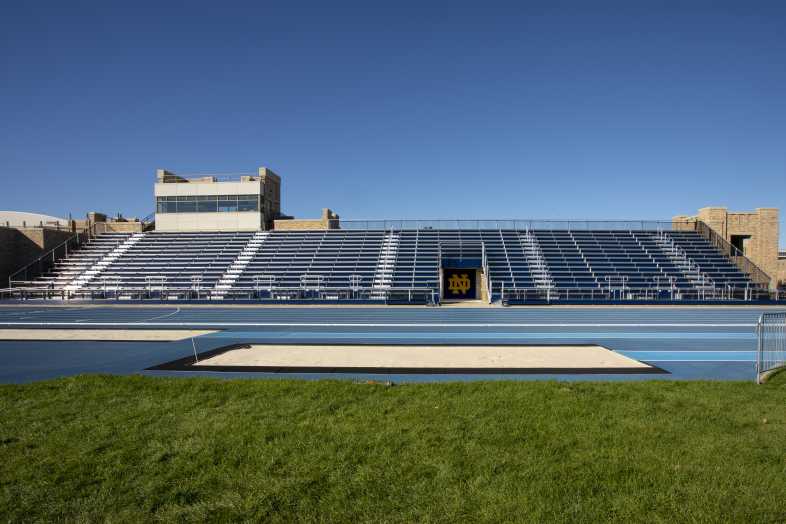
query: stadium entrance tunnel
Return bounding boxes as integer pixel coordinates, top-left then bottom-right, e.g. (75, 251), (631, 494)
(439, 239), (487, 302)
(442, 266), (479, 300)
(149, 343), (667, 375)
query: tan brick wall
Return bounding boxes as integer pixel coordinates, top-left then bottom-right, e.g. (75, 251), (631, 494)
(274, 208), (339, 231)
(678, 207), (782, 289)
(0, 227), (73, 286)
(274, 219), (325, 230)
(671, 215), (696, 231)
(93, 222), (144, 234)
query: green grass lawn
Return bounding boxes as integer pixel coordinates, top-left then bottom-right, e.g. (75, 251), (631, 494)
(2, 375), (786, 522)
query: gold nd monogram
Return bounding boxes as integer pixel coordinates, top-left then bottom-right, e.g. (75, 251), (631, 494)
(447, 273), (471, 295)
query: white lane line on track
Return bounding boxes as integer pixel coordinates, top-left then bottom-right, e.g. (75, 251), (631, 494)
(134, 308), (181, 323)
(0, 322), (758, 328)
(645, 360), (752, 362)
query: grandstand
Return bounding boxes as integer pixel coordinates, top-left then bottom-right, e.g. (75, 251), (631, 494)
(3, 169), (784, 305)
(6, 221), (774, 304)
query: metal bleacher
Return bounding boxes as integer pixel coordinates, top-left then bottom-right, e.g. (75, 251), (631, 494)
(10, 223), (771, 304)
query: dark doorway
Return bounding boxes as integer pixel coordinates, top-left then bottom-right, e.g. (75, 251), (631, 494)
(730, 234), (751, 255)
(443, 268), (477, 300)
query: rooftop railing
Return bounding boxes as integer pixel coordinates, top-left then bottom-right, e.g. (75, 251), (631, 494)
(329, 219), (689, 231)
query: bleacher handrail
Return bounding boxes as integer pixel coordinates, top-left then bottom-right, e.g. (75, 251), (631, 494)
(7, 232), (84, 287)
(692, 220), (771, 288)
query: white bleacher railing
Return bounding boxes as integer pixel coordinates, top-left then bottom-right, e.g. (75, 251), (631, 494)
(653, 231), (716, 298)
(212, 231), (268, 298)
(519, 230), (554, 296)
(371, 231), (399, 299)
(756, 312), (786, 383)
(63, 232), (145, 294)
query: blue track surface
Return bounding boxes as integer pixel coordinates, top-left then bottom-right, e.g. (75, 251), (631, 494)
(0, 305), (782, 383)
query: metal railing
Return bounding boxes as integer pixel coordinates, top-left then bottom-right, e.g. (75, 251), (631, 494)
(1, 220), (70, 230)
(4, 284), (439, 305)
(7, 233), (85, 288)
(500, 285), (774, 305)
(692, 220), (771, 288)
(141, 212), (155, 230)
(331, 219), (689, 231)
(756, 312), (786, 383)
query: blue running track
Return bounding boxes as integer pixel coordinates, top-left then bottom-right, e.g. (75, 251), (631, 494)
(0, 305), (781, 383)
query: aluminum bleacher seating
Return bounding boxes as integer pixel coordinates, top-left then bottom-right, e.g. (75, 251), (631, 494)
(20, 226), (764, 303)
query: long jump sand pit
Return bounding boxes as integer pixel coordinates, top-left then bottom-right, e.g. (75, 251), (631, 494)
(166, 344), (664, 374)
(0, 329), (217, 342)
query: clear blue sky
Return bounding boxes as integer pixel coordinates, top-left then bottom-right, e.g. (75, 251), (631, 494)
(1, 1), (784, 242)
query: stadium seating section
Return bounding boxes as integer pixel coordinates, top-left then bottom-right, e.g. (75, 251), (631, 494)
(17, 227), (763, 303)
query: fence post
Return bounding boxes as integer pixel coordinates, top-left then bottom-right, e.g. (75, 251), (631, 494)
(756, 315), (763, 384)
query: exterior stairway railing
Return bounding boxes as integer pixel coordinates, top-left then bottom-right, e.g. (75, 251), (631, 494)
(691, 220), (771, 289)
(8, 232), (86, 288)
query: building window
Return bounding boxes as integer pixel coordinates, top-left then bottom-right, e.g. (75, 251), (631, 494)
(155, 195), (260, 214)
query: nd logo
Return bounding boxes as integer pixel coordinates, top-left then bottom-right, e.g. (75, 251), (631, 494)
(447, 273), (471, 295)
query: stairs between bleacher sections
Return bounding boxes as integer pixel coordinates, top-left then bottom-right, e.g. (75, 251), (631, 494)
(520, 231), (556, 294)
(371, 231), (399, 299)
(212, 231), (269, 299)
(63, 233), (146, 294)
(652, 232), (715, 295)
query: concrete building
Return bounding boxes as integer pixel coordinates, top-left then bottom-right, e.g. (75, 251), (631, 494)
(154, 167), (281, 232)
(675, 207), (786, 290)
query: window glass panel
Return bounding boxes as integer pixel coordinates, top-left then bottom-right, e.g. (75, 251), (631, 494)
(198, 199), (217, 213)
(237, 198), (259, 212)
(218, 200), (237, 212)
(155, 194), (260, 212)
(177, 200), (196, 213)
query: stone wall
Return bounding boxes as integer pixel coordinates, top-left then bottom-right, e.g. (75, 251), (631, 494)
(675, 207), (786, 289)
(0, 227), (74, 286)
(93, 221), (145, 234)
(274, 208), (340, 231)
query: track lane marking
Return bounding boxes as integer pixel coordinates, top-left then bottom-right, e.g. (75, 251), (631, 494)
(134, 308), (181, 323)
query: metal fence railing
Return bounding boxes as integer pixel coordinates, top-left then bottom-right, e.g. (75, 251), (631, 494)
(3, 285), (439, 305)
(501, 285), (773, 304)
(330, 219), (689, 231)
(756, 312), (786, 383)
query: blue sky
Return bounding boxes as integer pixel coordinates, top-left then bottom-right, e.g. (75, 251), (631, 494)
(1, 1), (784, 242)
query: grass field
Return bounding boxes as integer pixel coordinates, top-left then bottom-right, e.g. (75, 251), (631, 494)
(2, 374), (786, 522)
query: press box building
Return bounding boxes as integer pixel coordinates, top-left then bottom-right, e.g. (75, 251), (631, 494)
(154, 167), (281, 232)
